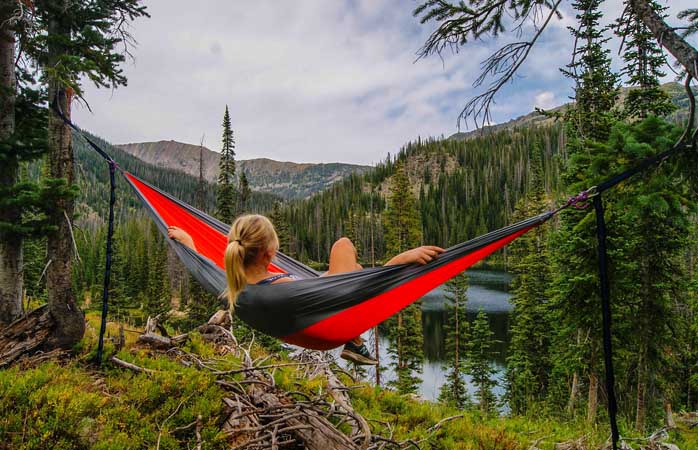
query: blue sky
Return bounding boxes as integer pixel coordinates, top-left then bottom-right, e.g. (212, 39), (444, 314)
(73, 0), (695, 165)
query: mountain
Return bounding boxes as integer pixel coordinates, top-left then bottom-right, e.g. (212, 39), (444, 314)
(68, 131), (280, 228)
(448, 81), (693, 141)
(116, 140), (371, 199)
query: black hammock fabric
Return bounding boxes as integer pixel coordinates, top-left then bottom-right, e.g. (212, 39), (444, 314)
(123, 171), (552, 350)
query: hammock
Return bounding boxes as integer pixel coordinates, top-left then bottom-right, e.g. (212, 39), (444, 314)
(124, 172), (552, 349)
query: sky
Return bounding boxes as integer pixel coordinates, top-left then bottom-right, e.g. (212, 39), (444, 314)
(73, 0), (695, 165)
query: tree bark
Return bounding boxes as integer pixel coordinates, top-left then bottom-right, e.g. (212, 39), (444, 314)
(45, 9), (84, 348)
(0, 4), (23, 326)
(567, 371), (579, 415)
(631, 0), (698, 81)
(587, 371), (598, 423)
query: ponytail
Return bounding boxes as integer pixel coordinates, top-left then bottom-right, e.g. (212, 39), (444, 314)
(224, 240), (247, 310)
(223, 214), (279, 311)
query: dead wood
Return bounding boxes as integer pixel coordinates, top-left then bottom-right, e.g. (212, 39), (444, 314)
(0, 305), (54, 367)
(109, 355), (155, 374)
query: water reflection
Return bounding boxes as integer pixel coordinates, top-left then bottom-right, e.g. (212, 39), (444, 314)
(370, 269), (513, 402)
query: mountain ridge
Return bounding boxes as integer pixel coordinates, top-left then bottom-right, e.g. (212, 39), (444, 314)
(117, 140), (371, 200)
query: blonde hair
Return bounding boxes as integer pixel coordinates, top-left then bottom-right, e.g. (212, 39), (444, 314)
(224, 214), (279, 309)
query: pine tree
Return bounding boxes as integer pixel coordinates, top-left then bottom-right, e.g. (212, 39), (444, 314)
(385, 162), (422, 256)
(5, 0), (149, 348)
(237, 170), (251, 214)
(505, 144), (553, 414)
(439, 272), (471, 409)
(144, 226), (169, 318)
(466, 309), (496, 414)
(616, 0), (676, 119)
(549, 0), (621, 423)
(344, 209), (362, 262)
(217, 106), (237, 224)
(269, 201), (292, 256)
(562, 0), (620, 141)
(385, 161), (424, 394)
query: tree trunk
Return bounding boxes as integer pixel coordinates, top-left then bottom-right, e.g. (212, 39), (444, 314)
(0, 6), (23, 326)
(587, 371), (598, 423)
(664, 400), (676, 429)
(630, 0), (698, 81)
(636, 351), (647, 433)
(567, 371), (579, 414)
(45, 11), (84, 348)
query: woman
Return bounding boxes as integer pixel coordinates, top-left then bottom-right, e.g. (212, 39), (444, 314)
(168, 214), (444, 365)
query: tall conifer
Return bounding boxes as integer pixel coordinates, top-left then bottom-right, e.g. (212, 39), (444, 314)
(467, 309), (497, 414)
(238, 170), (251, 214)
(550, 0), (621, 423)
(217, 106), (237, 224)
(616, 0), (676, 119)
(439, 272), (471, 409)
(505, 144), (552, 414)
(385, 162), (424, 394)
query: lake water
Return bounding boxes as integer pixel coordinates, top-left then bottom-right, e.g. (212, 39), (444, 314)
(341, 269), (513, 402)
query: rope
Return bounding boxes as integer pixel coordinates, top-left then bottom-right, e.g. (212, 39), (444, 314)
(50, 99), (118, 366)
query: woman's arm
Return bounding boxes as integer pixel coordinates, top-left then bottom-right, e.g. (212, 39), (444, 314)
(385, 245), (445, 266)
(167, 226), (197, 251)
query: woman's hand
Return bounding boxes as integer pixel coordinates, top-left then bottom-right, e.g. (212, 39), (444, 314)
(167, 226), (196, 251)
(385, 245), (445, 266)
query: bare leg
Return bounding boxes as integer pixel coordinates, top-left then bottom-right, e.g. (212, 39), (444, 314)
(323, 237), (364, 344)
(325, 237), (362, 276)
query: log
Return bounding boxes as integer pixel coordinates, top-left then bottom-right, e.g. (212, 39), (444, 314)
(0, 305), (54, 367)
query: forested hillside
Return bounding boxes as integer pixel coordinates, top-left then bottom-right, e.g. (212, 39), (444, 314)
(280, 125), (565, 265)
(279, 81), (695, 267)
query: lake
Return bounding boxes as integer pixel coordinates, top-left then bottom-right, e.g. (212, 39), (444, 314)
(340, 269), (513, 402)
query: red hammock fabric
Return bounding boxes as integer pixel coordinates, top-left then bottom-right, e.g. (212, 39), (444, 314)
(125, 173), (285, 274)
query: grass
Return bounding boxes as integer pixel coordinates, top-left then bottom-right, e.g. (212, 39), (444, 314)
(0, 312), (695, 449)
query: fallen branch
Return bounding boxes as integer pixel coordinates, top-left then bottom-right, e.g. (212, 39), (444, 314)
(109, 356), (155, 374)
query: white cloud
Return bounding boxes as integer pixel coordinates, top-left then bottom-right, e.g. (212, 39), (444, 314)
(534, 91), (557, 110)
(73, 0), (697, 165)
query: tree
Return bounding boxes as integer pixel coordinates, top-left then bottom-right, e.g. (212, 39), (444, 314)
(616, 1), (676, 119)
(505, 145), (553, 415)
(217, 106), (236, 224)
(269, 201), (292, 256)
(385, 162), (424, 394)
(439, 272), (471, 409)
(466, 309), (497, 414)
(144, 227), (169, 318)
(238, 170), (251, 214)
(1, 0), (148, 350)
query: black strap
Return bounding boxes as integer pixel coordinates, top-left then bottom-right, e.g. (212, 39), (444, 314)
(593, 196), (619, 450)
(95, 160), (117, 365)
(50, 99), (117, 365)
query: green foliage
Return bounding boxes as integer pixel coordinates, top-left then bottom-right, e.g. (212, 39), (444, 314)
(615, 1), (676, 119)
(23, 0), (149, 98)
(505, 144), (553, 414)
(385, 161), (422, 255)
(237, 170), (251, 214)
(562, 0), (620, 141)
(144, 225), (170, 317)
(439, 272), (471, 409)
(384, 161), (424, 394)
(217, 106), (237, 224)
(466, 309), (497, 414)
